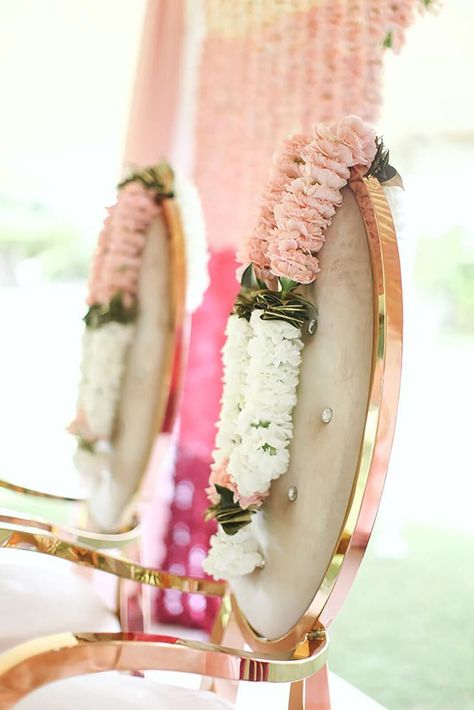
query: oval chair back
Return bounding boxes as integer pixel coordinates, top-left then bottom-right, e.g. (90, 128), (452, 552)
(204, 155), (403, 656)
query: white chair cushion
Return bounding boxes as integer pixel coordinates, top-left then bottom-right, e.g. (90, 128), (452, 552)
(15, 675), (233, 710)
(0, 549), (119, 652)
(14, 671), (383, 709)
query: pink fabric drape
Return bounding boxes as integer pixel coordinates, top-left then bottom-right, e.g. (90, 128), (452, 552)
(123, 0), (184, 167)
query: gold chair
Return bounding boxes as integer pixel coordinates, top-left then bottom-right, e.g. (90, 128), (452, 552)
(0, 168), (403, 708)
(0, 164), (207, 637)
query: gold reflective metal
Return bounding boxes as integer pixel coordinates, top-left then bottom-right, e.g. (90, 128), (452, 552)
(0, 478), (85, 503)
(0, 511), (141, 549)
(0, 629), (328, 708)
(0, 524), (226, 598)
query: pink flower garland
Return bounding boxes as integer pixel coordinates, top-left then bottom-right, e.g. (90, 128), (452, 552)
(241, 115), (377, 284)
(195, 0), (431, 250)
(87, 182), (161, 309)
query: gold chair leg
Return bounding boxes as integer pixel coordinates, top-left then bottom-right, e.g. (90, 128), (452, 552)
(200, 598), (242, 704)
(117, 539), (152, 634)
(289, 664), (331, 710)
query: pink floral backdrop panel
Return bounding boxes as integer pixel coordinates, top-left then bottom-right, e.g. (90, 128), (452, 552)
(195, 0), (421, 251)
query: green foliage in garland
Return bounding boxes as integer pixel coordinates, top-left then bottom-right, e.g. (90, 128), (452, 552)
(205, 484), (257, 536)
(84, 292), (137, 329)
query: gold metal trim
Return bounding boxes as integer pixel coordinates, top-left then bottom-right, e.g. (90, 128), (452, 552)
(233, 176), (403, 653)
(0, 524), (226, 597)
(0, 511), (141, 548)
(0, 629), (328, 708)
(0, 478), (86, 503)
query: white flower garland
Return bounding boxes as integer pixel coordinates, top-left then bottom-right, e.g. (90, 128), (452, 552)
(228, 310), (303, 497)
(77, 321), (134, 442)
(213, 314), (252, 466)
(202, 526), (263, 579)
(203, 310), (304, 580)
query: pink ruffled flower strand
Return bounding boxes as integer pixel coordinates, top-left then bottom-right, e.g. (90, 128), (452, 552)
(240, 115), (377, 285)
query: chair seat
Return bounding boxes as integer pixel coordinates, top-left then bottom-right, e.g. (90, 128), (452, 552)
(0, 549), (119, 652)
(15, 675), (233, 710)
(14, 671), (384, 709)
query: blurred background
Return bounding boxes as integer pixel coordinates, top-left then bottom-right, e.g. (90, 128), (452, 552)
(0, 1), (472, 708)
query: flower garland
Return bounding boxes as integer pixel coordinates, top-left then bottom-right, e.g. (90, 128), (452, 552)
(203, 116), (397, 580)
(70, 164), (209, 480)
(195, 0), (437, 250)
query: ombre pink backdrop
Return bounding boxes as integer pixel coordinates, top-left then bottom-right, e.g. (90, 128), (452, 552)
(124, 0), (425, 631)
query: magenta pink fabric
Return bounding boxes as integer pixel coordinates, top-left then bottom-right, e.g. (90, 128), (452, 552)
(156, 250), (239, 630)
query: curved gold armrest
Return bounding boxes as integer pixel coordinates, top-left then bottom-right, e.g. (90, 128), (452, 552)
(0, 478), (86, 503)
(0, 630), (328, 708)
(0, 511), (141, 549)
(0, 524), (226, 598)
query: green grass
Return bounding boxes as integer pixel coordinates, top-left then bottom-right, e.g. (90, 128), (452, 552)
(330, 524), (474, 709)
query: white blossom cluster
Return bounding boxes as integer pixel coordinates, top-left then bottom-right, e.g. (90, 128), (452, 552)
(202, 526), (264, 579)
(78, 321), (134, 441)
(213, 314), (253, 466)
(204, 309), (304, 580)
(228, 310), (303, 497)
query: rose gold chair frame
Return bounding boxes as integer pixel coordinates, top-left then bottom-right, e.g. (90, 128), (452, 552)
(0, 175), (401, 708)
(0, 197), (189, 634)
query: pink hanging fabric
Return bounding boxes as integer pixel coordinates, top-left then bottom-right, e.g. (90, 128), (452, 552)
(155, 250), (238, 629)
(124, 0), (185, 167)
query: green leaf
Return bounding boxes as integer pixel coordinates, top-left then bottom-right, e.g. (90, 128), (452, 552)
(214, 484), (236, 508)
(240, 263), (255, 289)
(84, 292), (137, 328)
(279, 276), (299, 293)
(383, 31), (393, 49)
(261, 443), (277, 456)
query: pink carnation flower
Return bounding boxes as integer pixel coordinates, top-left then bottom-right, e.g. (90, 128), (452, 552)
(268, 241), (320, 284)
(334, 115), (377, 167)
(87, 181), (161, 308)
(206, 458), (235, 504)
(206, 458), (268, 510)
(241, 116), (377, 287)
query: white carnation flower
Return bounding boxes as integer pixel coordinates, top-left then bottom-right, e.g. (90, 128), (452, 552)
(79, 321), (134, 440)
(212, 315), (252, 463)
(73, 444), (111, 482)
(228, 312), (303, 499)
(206, 307), (305, 579)
(202, 525), (263, 580)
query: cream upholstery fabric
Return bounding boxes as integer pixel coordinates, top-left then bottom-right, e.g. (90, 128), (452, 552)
(0, 549), (119, 653)
(15, 677), (233, 710)
(14, 671), (383, 709)
(232, 187), (374, 640)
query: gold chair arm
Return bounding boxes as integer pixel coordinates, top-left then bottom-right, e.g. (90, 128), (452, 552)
(0, 510), (141, 548)
(0, 524), (226, 598)
(0, 630), (328, 708)
(0, 478), (86, 503)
